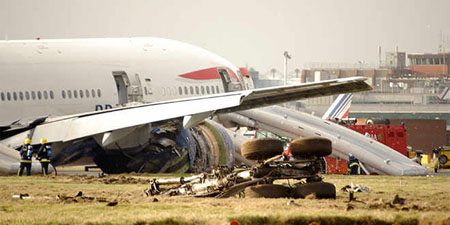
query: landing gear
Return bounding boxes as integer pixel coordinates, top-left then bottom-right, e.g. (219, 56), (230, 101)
(148, 137), (336, 199)
(241, 138), (284, 160)
(244, 184), (290, 198)
(290, 137), (332, 158)
(291, 182), (336, 199)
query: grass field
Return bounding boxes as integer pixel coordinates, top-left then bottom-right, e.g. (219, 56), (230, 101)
(0, 173), (449, 225)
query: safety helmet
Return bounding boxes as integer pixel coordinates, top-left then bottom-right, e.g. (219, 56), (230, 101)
(349, 153), (355, 160)
(40, 138), (47, 144)
(24, 138), (31, 145)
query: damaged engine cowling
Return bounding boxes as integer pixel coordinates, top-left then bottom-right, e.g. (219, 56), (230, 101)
(50, 120), (236, 174)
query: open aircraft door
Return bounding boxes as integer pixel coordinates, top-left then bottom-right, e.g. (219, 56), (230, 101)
(112, 71), (144, 106)
(218, 68), (242, 92)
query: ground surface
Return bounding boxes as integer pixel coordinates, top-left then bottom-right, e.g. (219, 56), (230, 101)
(0, 172), (449, 225)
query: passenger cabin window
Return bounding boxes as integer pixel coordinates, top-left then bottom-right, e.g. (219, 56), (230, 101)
(31, 91), (36, 100)
(67, 90), (72, 99)
(62, 90), (66, 99)
(216, 86), (220, 93)
(97, 89), (101, 98)
(178, 87), (183, 95)
(206, 86), (210, 94)
(50, 91), (54, 99)
(38, 91), (42, 100)
(184, 87), (188, 95)
(19, 92), (23, 101)
(7, 92), (11, 101)
(43, 91), (48, 100)
(0, 93), (4, 101)
(91, 89), (96, 98)
(73, 90), (78, 98)
(201, 86), (205, 94)
(189, 87), (194, 95)
(25, 91), (30, 100)
(195, 86), (199, 94)
(85, 90), (90, 98)
(13, 92), (17, 101)
(211, 86), (215, 94)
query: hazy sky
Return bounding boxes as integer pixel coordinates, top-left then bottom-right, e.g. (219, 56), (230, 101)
(1, 0), (449, 73)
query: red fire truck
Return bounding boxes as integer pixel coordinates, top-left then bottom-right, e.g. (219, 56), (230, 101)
(324, 122), (407, 174)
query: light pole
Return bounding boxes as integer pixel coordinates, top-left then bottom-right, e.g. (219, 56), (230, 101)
(283, 51), (291, 86)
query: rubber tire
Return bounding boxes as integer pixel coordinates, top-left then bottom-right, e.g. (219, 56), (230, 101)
(291, 182), (336, 199)
(439, 155), (448, 165)
(290, 137), (332, 157)
(241, 138), (284, 160)
(244, 184), (289, 198)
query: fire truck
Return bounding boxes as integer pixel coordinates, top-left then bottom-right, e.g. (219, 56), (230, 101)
(323, 121), (407, 174)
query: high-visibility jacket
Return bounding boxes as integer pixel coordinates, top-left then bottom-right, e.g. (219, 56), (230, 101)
(20, 144), (33, 163)
(347, 158), (360, 175)
(37, 144), (52, 162)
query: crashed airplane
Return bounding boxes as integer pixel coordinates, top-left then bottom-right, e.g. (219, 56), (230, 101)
(0, 37), (371, 174)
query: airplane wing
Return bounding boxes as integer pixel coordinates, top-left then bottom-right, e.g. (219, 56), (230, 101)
(30, 77), (371, 144)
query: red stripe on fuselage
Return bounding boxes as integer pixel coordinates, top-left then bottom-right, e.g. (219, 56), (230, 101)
(179, 67), (221, 80)
(225, 68), (239, 80)
(178, 67), (239, 80)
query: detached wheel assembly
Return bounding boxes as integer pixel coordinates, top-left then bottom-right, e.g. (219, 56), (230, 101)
(290, 137), (332, 157)
(241, 138), (284, 160)
(291, 182), (336, 199)
(244, 184), (289, 198)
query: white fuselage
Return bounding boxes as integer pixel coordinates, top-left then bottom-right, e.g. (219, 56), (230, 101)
(0, 38), (252, 125)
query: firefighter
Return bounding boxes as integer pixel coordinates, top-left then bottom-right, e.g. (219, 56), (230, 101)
(347, 154), (360, 175)
(37, 138), (52, 175)
(17, 138), (33, 176)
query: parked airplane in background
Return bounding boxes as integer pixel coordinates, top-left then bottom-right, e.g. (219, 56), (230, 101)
(0, 37), (371, 174)
(322, 93), (352, 120)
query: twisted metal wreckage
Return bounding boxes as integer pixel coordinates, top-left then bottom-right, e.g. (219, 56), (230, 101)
(146, 137), (336, 199)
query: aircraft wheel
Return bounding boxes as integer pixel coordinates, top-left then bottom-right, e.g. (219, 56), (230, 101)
(241, 138), (283, 160)
(290, 137), (332, 157)
(439, 155), (448, 165)
(291, 182), (336, 199)
(244, 184), (289, 198)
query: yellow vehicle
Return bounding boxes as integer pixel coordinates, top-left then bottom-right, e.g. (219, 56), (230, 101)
(433, 146), (450, 168)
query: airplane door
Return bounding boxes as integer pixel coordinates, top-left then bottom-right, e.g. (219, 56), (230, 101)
(112, 71), (130, 105)
(218, 68), (231, 92)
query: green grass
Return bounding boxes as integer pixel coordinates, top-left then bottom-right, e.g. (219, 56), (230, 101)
(0, 174), (449, 225)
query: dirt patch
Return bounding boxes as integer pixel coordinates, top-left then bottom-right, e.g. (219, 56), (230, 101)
(56, 191), (119, 206)
(66, 175), (151, 184)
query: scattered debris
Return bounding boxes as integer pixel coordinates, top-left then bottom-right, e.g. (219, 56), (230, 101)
(341, 183), (369, 193)
(286, 200), (299, 206)
(342, 183), (369, 202)
(346, 204), (355, 211)
(392, 194), (405, 205)
(12, 193), (30, 200)
(106, 201), (118, 207)
(57, 191), (108, 204)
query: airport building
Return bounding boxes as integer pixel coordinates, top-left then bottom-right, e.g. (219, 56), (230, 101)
(250, 51), (450, 153)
